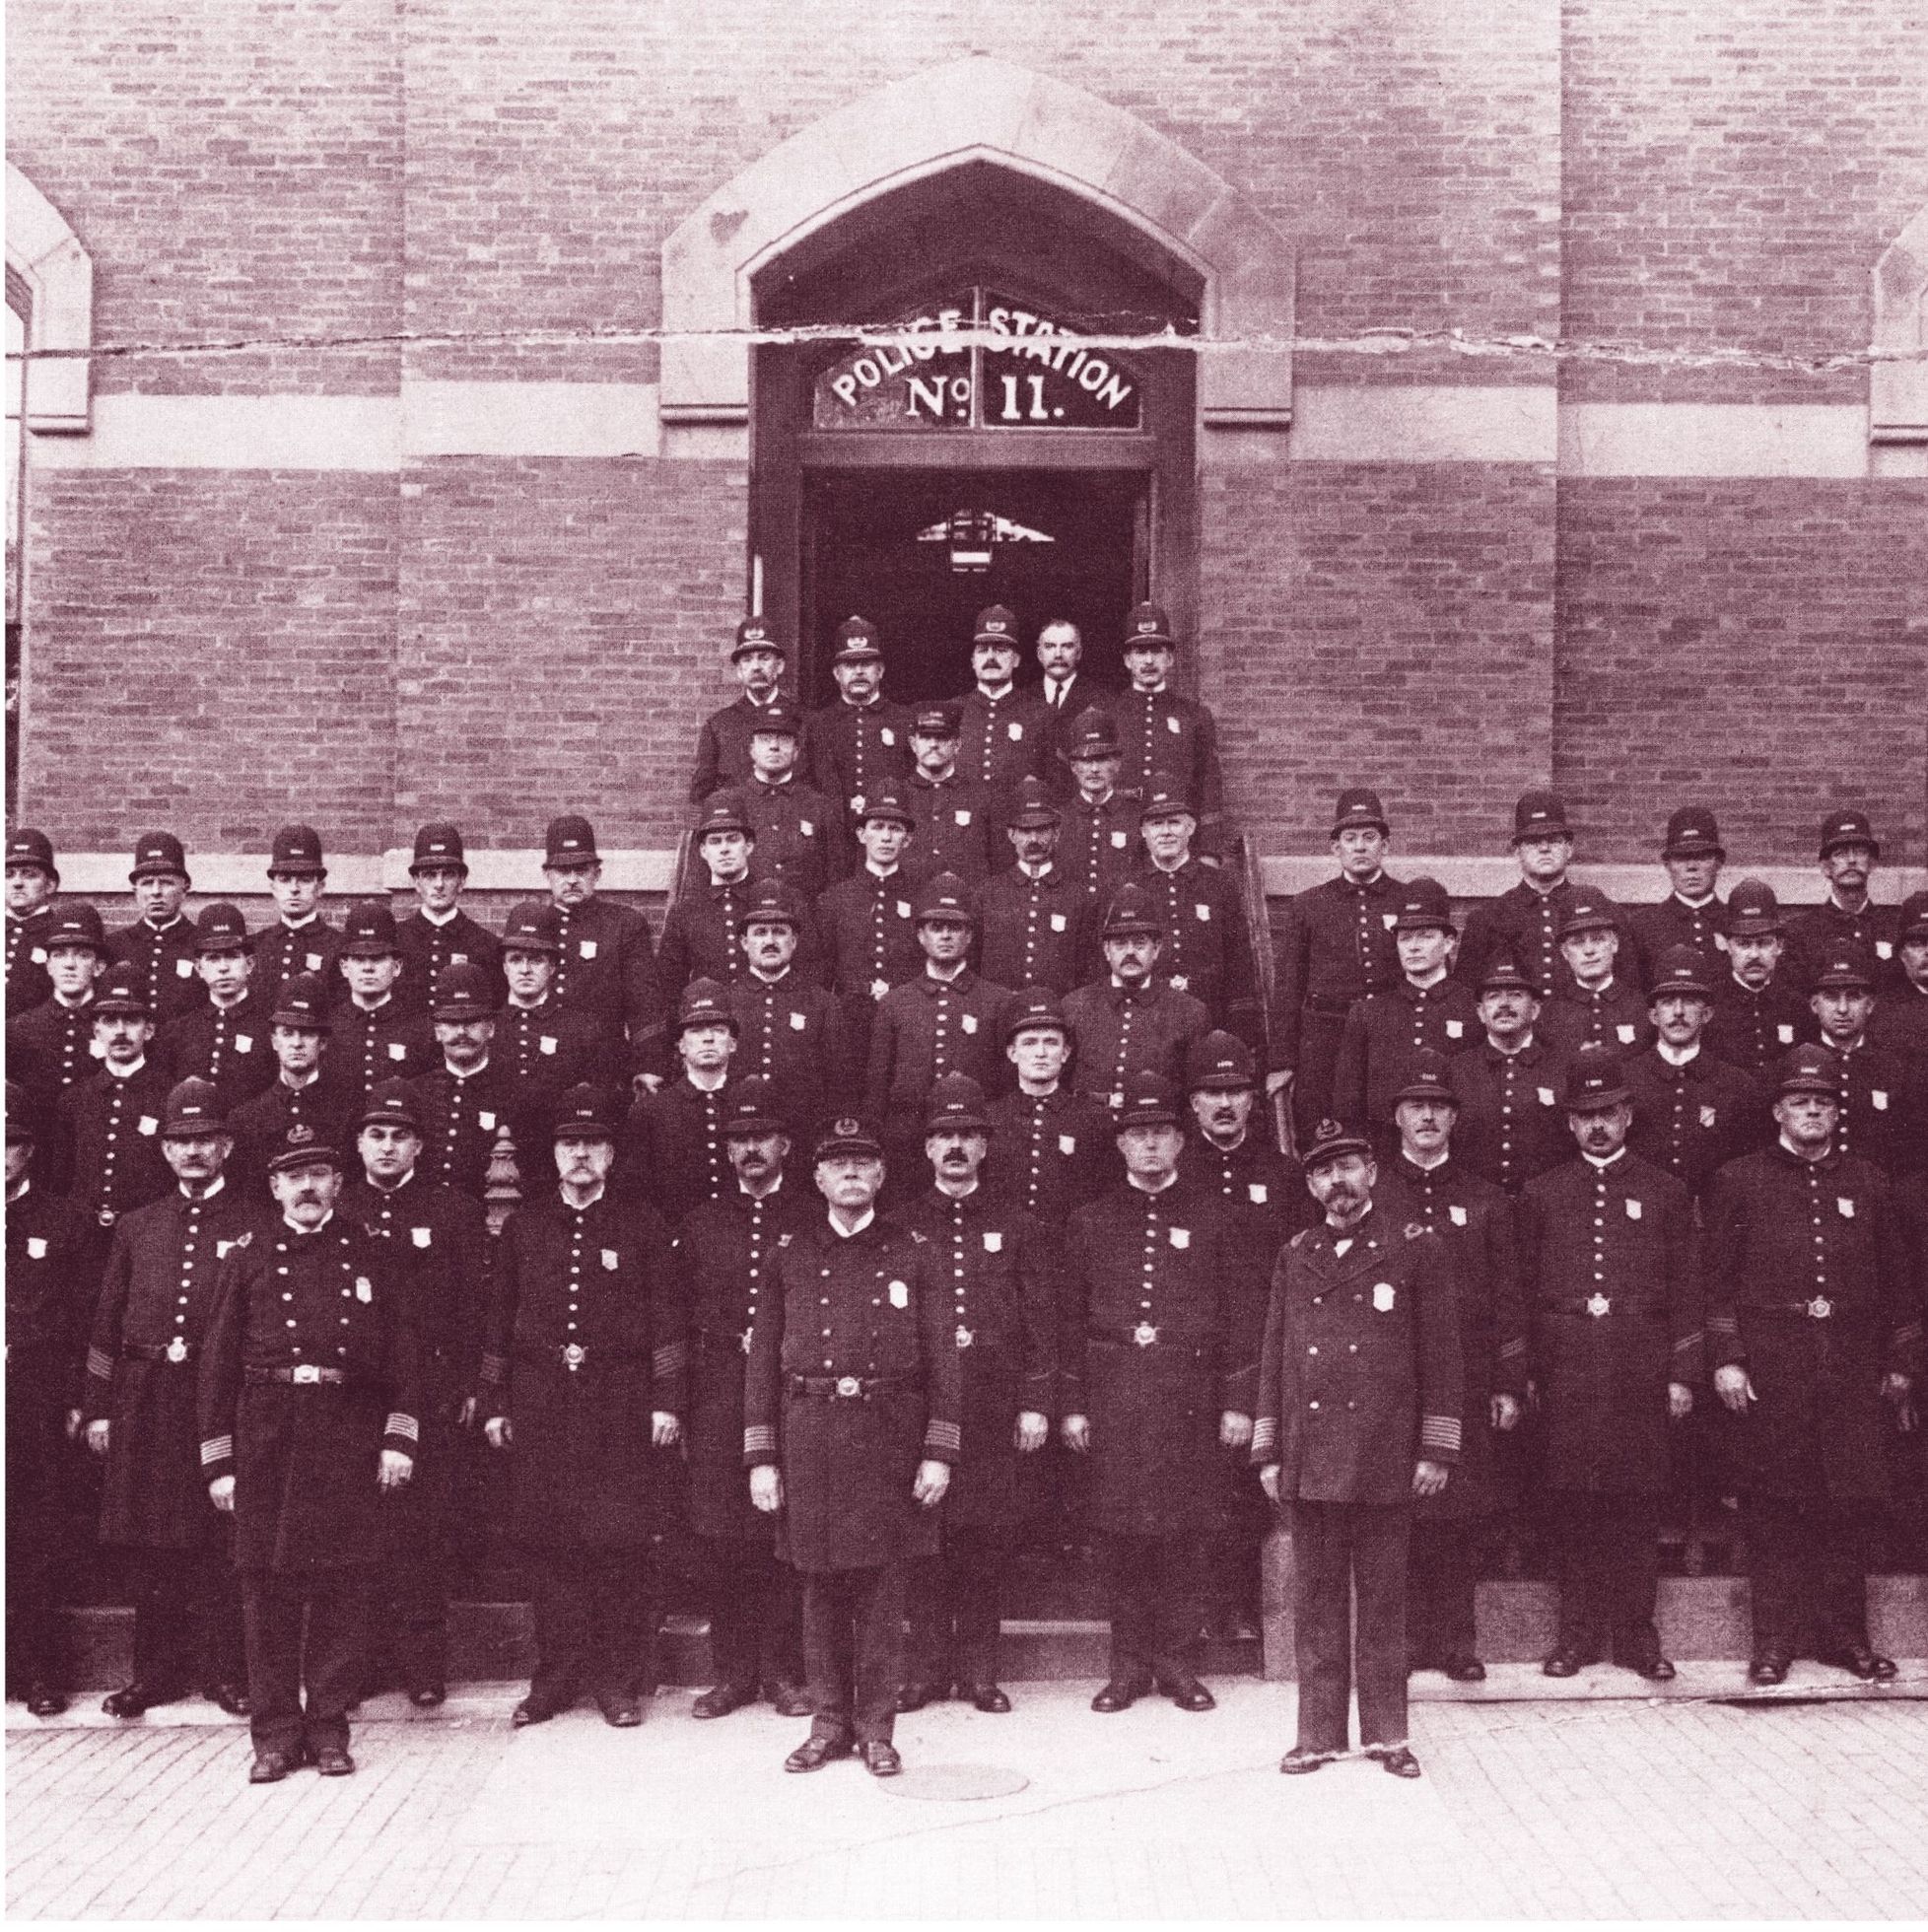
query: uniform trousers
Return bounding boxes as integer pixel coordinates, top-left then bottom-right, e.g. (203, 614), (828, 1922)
(372, 1410), (458, 1692)
(801, 1561), (906, 1746)
(1289, 1009), (1347, 1143)
(530, 1548), (658, 1701)
(1744, 1492), (1879, 1661)
(1102, 1529), (1206, 1685)
(5, 1360), (69, 1693)
(125, 1544), (245, 1692)
(906, 1522), (1012, 1687)
(703, 1536), (803, 1694)
(1551, 1491), (1661, 1662)
(1408, 1518), (1483, 1665)
(1290, 1499), (1410, 1755)
(242, 1567), (374, 1758)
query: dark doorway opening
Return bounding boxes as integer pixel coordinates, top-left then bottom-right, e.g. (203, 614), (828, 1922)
(801, 469), (1146, 707)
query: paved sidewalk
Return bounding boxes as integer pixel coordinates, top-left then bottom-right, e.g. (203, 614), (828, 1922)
(9, 1680), (1928, 1919)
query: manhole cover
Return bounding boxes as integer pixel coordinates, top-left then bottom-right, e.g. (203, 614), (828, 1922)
(879, 1762), (1030, 1801)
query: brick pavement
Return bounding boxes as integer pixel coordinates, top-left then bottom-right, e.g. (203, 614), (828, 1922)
(9, 1680), (1928, 1919)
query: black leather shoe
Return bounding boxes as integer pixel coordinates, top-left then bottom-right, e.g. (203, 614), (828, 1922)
(692, 1682), (758, 1720)
(1090, 1677), (1148, 1713)
(596, 1693), (644, 1728)
(311, 1746), (355, 1776)
(860, 1740), (902, 1777)
(766, 1682), (815, 1718)
(1542, 1648), (1585, 1678)
(1159, 1675), (1216, 1712)
(1631, 1655), (1677, 1683)
(894, 1680), (942, 1713)
(103, 1681), (180, 1719)
(1832, 1645), (1897, 1682)
(1377, 1747), (1423, 1779)
(407, 1684), (447, 1710)
(1748, 1654), (1790, 1686)
(25, 1684), (67, 1718)
(785, 1734), (853, 1773)
(1279, 1748), (1329, 1775)
(512, 1686), (574, 1728)
(208, 1683), (251, 1717)
(1442, 1656), (1487, 1683)
(959, 1682), (1011, 1713)
(248, 1750), (295, 1784)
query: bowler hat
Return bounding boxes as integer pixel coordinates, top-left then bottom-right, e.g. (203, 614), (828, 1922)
(1510, 791), (1571, 845)
(430, 960), (495, 1023)
(1817, 808), (1879, 862)
(1101, 880), (1161, 938)
(1564, 1043), (1630, 1111)
(1186, 1029), (1256, 1093)
(552, 1082), (620, 1141)
(913, 872), (977, 926)
(1006, 775), (1062, 831)
(910, 701), (962, 739)
(1003, 990), (1068, 1043)
(1392, 877), (1455, 934)
(1724, 878), (1786, 937)
(1138, 774), (1195, 823)
(161, 1076), (230, 1139)
(543, 814), (599, 867)
(6, 827), (57, 880)
(45, 904), (108, 956)
(5, 1080), (34, 1143)
(194, 902), (252, 955)
(1898, 890), (1928, 942)
(1661, 805), (1723, 862)
(676, 977), (737, 1035)
(1124, 601), (1176, 648)
(749, 700), (803, 739)
(1776, 1043), (1841, 1097)
(268, 824), (327, 877)
(270, 972), (332, 1033)
(1811, 951), (1873, 993)
(857, 784), (915, 829)
(339, 900), (401, 959)
(1557, 896), (1618, 941)
(409, 823), (468, 874)
(832, 616), (881, 663)
(694, 794), (752, 840)
(1065, 707), (1120, 758)
(129, 831), (189, 883)
(1647, 945), (1715, 1002)
(742, 878), (805, 929)
(722, 1076), (788, 1138)
(500, 900), (563, 955)
(1476, 953), (1537, 995)
(1332, 790), (1389, 839)
(731, 616), (786, 660)
(93, 965), (152, 1018)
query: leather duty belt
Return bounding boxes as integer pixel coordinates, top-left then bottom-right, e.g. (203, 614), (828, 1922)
(786, 1373), (914, 1401)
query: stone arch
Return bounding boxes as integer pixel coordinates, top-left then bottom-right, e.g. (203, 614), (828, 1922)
(660, 56), (1292, 439)
(6, 164), (93, 434)
(1871, 205), (1927, 448)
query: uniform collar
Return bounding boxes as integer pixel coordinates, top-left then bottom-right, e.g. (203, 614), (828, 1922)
(828, 1206), (876, 1238)
(1655, 1040), (1701, 1070)
(419, 905), (460, 928)
(1581, 1147), (1627, 1172)
(179, 1175), (228, 1202)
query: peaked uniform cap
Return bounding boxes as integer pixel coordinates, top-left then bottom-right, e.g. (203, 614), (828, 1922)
(1391, 1049), (1457, 1108)
(1102, 880), (1162, 937)
(5, 1080), (34, 1142)
(1564, 1043), (1630, 1110)
(500, 900), (563, 954)
(1116, 1072), (1182, 1127)
(45, 903), (108, 954)
(1724, 878), (1786, 935)
(694, 794), (752, 839)
(1817, 808), (1879, 861)
(357, 1075), (422, 1135)
(1776, 1043), (1841, 1096)
(93, 964), (152, 1017)
(409, 822), (468, 872)
(266, 1122), (340, 1175)
(1302, 1117), (1373, 1169)
(1392, 876), (1455, 932)
(1332, 789), (1390, 837)
(731, 615), (786, 658)
(677, 976), (737, 1033)
(1065, 706), (1120, 756)
(1003, 990), (1069, 1042)
(1510, 791), (1571, 844)
(1558, 895), (1618, 939)
(270, 972), (332, 1032)
(1476, 952), (1538, 995)
(1812, 951), (1874, 992)
(925, 1071), (993, 1134)
(1123, 601), (1176, 647)
(832, 616), (882, 662)
(911, 701), (962, 738)
(162, 1075), (230, 1138)
(543, 814), (599, 865)
(268, 824), (326, 875)
(1186, 1028), (1257, 1092)
(1897, 890), (1928, 941)
(913, 872), (977, 925)
(858, 783), (916, 828)
(129, 831), (190, 881)
(750, 699), (804, 738)
(1006, 775), (1062, 829)
(722, 1075), (788, 1138)
(553, 1081), (620, 1140)
(1661, 805), (1724, 859)
(972, 603), (1019, 646)
(815, 1114), (883, 1160)
(743, 878), (806, 928)
(1138, 773), (1195, 822)
(339, 900), (402, 958)
(6, 827), (57, 876)
(430, 960), (495, 1021)
(1647, 945), (1716, 1000)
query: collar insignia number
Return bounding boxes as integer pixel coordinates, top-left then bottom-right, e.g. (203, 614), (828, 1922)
(167, 1336), (189, 1363)
(1134, 1321), (1158, 1346)
(1807, 1295), (1832, 1319)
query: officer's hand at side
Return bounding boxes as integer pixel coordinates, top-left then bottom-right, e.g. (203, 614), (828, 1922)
(914, 1459), (950, 1508)
(456, 1395), (477, 1427)
(1220, 1411), (1253, 1450)
(1412, 1459), (1448, 1499)
(652, 1411), (681, 1447)
(484, 1415), (513, 1450)
(1061, 1414), (1090, 1454)
(1013, 1411), (1048, 1453)
(634, 1072), (664, 1096)
(1713, 1365), (1755, 1414)
(85, 1419), (110, 1458)
(750, 1465), (783, 1513)
(1668, 1382), (1693, 1421)
(1491, 1393), (1521, 1431)
(209, 1476), (236, 1513)
(1265, 1070), (1291, 1099)
(1259, 1463), (1282, 1504)
(379, 1449), (413, 1490)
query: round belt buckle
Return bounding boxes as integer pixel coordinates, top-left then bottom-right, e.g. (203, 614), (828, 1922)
(1807, 1295), (1832, 1319)
(98, 1207), (117, 1227)
(166, 1336), (188, 1364)
(836, 1374), (862, 1399)
(563, 1343), (586, 1369)
(1585, 1293), (1611, 1318)
(1134, 1321), (1158, 1346)
(955, 1325), (974, 1349)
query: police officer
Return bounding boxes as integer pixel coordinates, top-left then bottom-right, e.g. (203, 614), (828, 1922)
(495, 901), (604, 1127)
(341, 1078), (489, 1708)
(333, 902), (436, 1101)
(1460, 791), (1618, 997)
(1623, 945), (1766, 1199)
(5, 826), (59, 1019)
(395, 823), (505, 1017)
(985, 991), (1115, 1229)
(623, 978), (739, 1225)
(1806, 952), (1915, 1175)
(1704, 880), (1815, 1074)
(1255, 1117), (1462, 1777)
(482, 1084), (684, 1729)
(228, 973), (354, 1202)
(161, 903), (276, 1112)
(5, 1087), (92, 1715)
(82, 1076), (250, 1719)
(676, 1080), (811, 1721)
(1333, 876), (1480, 1138)
(903, 701), (996, 886)
(659, 794), (764, 997)
(1704, 1044), (1916, 1684)
(898, 1075), (1055, 1713)
(1517, 1045), (1698, 1681)
(743, 1116), (961, 1776)
(800, 616), (912, 834)
(54, 965), (174, 1242)
(693, 616), (796, 804)
(540, 813), (668, 1087)
(1274, 790), (1406, 1139)
(1063, 882), (1212, 1115)
(406, 961), (521, 1202)
(1627, 806), (1728, 985)
(106, 832), (201, 1023)
(727, 879), (854, 1133)
(1061, 1074), (1264, 1714)
(955, 603), (1047, 813)
(8, 902), (108, 1117)
(1446, 955), (1570, 1196)
(1058, 707), (1140, 911)
(1786, 809), (1901, 994)
(864, 873), (1012, 1176)
(1111, 602), (1225, 860)
(1870, 890), (1928, 1060)
(1373, 1053), (1526, 1682)
(814, 783), (922, 1065)
(199, 1125), (418, 1782)
(256, 824), (343, 1009)
(738, 704), (841, 904)
(1540, 896), (1654, 1058)
(978, 776), (1092, 994)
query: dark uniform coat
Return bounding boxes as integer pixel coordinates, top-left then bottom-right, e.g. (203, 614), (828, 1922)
(496, 997), (607, 1143)
(901, 1185), (1056, 1527)
(1253, 1205), (1464, 1504)
(1109, 688), (1225, 859)
(727, 969), (854, 1133)
(800, 697), (913, 826)
(1516, 1151), (1699, 1494)
(546, 894), (666, 1080)
(1058, 789), (1141, 910)
(1542, 978), (1654, 1058)
(1273, 871), (1404, 1104)
(1186, 1125), (1313, 1256)
(84, 1178), (258, 1549)
(198, 1210), (421, 1573)
(1626, 894), (1727, 989)
(621, 1074), (736, 1226)
(394, 906), (506, 1018)
(482, 1187), (685, 1551)
(5, 905), (55, 1020)
(405, 1058), (524, 1202)
(865, 970), (1012, 1140)
(956, 687), (1048, 805)
(740, 774), (842, 902)
(1333, 978), (1481, 1131)
(978, 863), (1094, 995)
(1376, 1159), (1525, 1519)
(902, 771), (997, 887)
(1062, 980), (1211, 1117)
(678, 1179), (814, 1540)
(657, 876), (760, 999)
(1460, 879), (1617, 1000)
(985, 1084), (1116, 1228)
(1786, 899), (1902, 996)
(1447, 1036), (1571, 1196)
(1702, 1143), (1917, 1501)
(54, 1061), (175, 1232)
(331, 996), (437, 1104)
(254, 916), (344, 1011)
(696, 693), (802, 804)
(106, 916), (202, 1024)
(1704, 972), (1815, 1074)
(1624, 1045), (1768, 1200)
(742, 1209), (963, 1571)
(8, 993), (101, 1117)
(229, 1072), (357, 1203)
(161, 988), (277, 1113)
(1060, 1179), (1264, 1536)
(1823, 1036), (1917, 1176)
(1133, 857), (1264, 1046)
